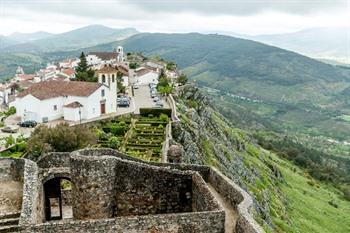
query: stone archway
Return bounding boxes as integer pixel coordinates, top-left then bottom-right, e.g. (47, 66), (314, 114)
(43, 176), (72, 221)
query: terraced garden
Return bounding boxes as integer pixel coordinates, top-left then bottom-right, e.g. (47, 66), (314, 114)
(95, 114), (169, 162)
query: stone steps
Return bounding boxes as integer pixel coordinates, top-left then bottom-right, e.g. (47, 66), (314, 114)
(0, 224), (20, 233)
(0, 213), (20, 233)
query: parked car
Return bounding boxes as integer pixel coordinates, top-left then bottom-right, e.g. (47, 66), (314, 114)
(151, 93), (156, 98)
(155, 101), (164, 108)
(1, 125), (19, 133)
(18, 120), (37, 128)
(153, 97), (160, 102)
(118, 100), (130, 107)
(133, 84), (140, 89)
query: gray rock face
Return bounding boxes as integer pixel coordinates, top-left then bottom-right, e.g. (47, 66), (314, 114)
(172, 86), (282, 229)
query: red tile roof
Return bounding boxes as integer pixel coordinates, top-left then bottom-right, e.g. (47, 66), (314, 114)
(64, 101), (83, 108)
(62, 68), (75, 76)
(17, 80), (102, 100)
(17, 74), (35, 81)
(96, 65), (118, 74)
(89, 52), (117, 61)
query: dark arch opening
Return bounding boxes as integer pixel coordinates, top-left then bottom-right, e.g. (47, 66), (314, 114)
(44, 177), (73, 221)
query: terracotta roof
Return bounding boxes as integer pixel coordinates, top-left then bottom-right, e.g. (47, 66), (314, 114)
(97, 65), (118, 74)
(17, 80), (102, 100)
(64, 101), (83, 108)
(136, 68), (152, 77)
(62, 68), (75, 76)
(17, 74), (35, 81)
(89, 52), (117, 61)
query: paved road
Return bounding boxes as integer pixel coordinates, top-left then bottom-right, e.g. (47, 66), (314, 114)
(133, 85), (169, 114)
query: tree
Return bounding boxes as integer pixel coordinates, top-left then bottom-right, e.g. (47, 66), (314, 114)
(75, 52), (96, 82)
(177, 74), (188, 85)
(26, 123), (97, 158)
(108, 136), (120, 149)
(117, 71), (125, 93)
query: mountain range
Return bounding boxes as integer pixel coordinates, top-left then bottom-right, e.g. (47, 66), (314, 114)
(0, 25), (138, 53)
(229, 27), (350, 64)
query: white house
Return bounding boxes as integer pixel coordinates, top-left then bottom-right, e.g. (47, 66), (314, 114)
(11, 66), (118, 123)
(87, 46), (125, 66)
(135, 69), (159, 85)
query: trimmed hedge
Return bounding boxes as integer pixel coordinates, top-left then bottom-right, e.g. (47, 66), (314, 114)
(139, 108), (172, 117)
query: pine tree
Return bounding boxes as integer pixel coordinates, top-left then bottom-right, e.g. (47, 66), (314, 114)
(75, 52), (96, 82)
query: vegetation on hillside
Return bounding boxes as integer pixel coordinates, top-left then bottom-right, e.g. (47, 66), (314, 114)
(174, 86), (350, 233)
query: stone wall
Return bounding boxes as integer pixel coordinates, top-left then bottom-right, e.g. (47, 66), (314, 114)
(37, 152), (71, 169)
(114, 158), (193, 216)
(20, 210), (225, 233)
(191, 172), (220, 212)
(70, 152), (117, 220)
(208, 167), (265, 233)
(0, 158), (25, 182)
(19, 159), (40, 225)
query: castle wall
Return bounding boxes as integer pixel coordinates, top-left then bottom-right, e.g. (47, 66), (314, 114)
(20, 210), (225, 233)
(70, 153), (117, 220)
(114, 159), (193, 216)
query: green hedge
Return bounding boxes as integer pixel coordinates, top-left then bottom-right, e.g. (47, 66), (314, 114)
(139, 108), (172, 117)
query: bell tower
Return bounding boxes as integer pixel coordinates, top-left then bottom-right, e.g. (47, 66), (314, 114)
(97, 65), (118, 113)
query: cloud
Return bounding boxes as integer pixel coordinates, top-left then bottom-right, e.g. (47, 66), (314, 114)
(126, 0), (348, 16)
(0, 0), (349, 35)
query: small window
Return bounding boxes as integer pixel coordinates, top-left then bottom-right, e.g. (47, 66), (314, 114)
(53, 105), (57, 111)
(92, 108), (95, 114)
(101, 89), (105, 97)
(112, 74), (115, 82)
(102, 74), (106, 83)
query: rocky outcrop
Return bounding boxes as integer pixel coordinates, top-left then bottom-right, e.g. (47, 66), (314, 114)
(172, 86), (285, 231)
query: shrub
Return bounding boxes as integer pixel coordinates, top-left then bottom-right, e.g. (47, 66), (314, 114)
(343, 186), (350, 201)
(5, 135), (15, 148)
(108, 136), (120, 149)
(140, 108), (171, 117)
(26, 123), (97, 157)
(4, 107), (16, 117)
(159, 113), (169, 122)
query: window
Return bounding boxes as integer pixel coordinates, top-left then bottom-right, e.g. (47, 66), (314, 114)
(112, 74), (115, 82)
(102, 74), (106, 83)
(101, 89), (105, 97)
(53, 105), (57, 111)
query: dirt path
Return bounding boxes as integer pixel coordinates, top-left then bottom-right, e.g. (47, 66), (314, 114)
(0, 181), (23, 214)
(207, 184), (238, 233)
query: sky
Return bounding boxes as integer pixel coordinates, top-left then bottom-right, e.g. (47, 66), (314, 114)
(0, 0), (349, 36)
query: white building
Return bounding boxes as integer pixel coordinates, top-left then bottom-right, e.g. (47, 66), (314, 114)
(135, 69), (159, 85)
(87, 46), (125, 66)
(11, 66), (118, 123)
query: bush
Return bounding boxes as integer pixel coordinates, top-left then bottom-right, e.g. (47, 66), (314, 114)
(108, 136), (120, 149)
(26, 123), (97, 157)
(5, 135), (15, 148)
(5, 106), (16, 117)
(140, 108), (172, 117)
(159, 113), (169, 122)
(343, 186), (350, 201)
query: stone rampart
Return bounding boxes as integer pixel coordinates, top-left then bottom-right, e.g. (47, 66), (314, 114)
(0, 158), (25, 182)
(19, 159), (40, 225)
(20, 210), (225, 233)
(36, 152), (71, 169)
(209, 167), (265, 233)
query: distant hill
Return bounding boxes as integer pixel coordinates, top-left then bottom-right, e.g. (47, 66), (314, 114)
(236, 28), (350, 63)
(0, 35), (17, 49)
(8, 31), (53, 43)
(1, 25), (139, 53)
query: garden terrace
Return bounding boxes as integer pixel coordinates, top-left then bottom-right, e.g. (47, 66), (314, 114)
(95, 115), (169, 162)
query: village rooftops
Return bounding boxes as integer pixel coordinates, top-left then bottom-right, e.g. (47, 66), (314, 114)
(96, 65), (118, 74)
(64, 101), (83, 108)
(17, 80), (103, 100)
(89, 52), (118, 61)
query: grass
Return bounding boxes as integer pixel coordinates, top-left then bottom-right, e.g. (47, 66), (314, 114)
(276, 159), (350, 233)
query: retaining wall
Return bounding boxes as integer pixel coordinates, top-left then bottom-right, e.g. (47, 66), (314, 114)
(20, 210), (225, 233)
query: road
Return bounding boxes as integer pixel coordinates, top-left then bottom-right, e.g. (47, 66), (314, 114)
(133, 85), (170, 114)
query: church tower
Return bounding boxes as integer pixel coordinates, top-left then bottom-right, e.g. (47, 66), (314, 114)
(96, 65), (118, 113)
(116, 46), (124, 62)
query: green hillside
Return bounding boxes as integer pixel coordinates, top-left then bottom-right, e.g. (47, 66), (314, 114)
(175, 86), (350, 233)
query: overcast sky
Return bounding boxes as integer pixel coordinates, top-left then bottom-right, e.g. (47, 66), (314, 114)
(0, 0), (349, 35)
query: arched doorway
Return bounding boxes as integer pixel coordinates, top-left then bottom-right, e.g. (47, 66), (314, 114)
(44, 177), (73, 221)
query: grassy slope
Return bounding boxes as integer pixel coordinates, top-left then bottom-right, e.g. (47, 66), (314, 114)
(176, 90), (350, 232)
